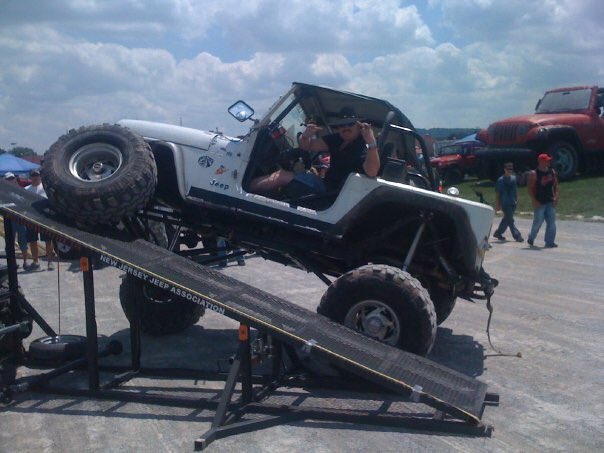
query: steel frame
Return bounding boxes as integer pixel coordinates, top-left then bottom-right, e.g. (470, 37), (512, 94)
(1, 216), (497, 450)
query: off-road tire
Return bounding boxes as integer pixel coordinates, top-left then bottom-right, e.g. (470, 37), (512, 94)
(42, 124), (157, 226)
(548, 140), (578, 181)
(317, 264), (437, 356)
(119, 274), (204, 336)
(28, 335), (88, 363)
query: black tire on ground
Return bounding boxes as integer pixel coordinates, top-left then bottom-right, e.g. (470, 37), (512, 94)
(548, 141), (578, 181)
(317, 264), (437, 356)
(42, 124), (157, 226)
(28, 335), (88, 363)
(443, 167), (463, 185)
(119, 275), (204, 336)
(53, 240), (80, 260)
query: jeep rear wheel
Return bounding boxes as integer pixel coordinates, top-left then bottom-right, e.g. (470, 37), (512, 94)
(119, 275), (204, 336)
(42, 124), (157, 226)
(317, 264), (437, 356)
(548, 141), (578, 181)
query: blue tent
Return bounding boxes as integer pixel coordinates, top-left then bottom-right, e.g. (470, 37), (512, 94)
(453, 133), (481, 144)
(0, 153), (40, 176)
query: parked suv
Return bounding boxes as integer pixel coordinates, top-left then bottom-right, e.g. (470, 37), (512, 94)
(41, 83), (497, 356)
(476, 85), (604, 181)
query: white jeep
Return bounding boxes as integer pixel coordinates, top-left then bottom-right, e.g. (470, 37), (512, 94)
(41, 83), (497, 356)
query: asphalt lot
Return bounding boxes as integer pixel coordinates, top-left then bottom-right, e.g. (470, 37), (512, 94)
(1, 217), (603, 452)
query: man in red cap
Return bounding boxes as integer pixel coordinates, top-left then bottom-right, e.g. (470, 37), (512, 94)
(526, 153), (560, 248)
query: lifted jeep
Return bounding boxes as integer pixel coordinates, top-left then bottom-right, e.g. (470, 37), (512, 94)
(41, 83), (497, 356)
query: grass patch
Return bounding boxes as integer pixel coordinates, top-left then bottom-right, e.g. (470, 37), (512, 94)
(448, 175), (604, 221)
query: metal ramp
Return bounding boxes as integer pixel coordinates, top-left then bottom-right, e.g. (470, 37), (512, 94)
(0, 182), (496, 447)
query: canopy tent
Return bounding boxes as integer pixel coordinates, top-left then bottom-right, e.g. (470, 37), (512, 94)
(0, 153), (40, 176)
(453, 133), (481, 144)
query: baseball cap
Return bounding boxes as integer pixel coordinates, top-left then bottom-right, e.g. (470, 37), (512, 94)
(538, 153), (552, 162)
(31, 169), (41, 176)
(4, 172), (15, 179)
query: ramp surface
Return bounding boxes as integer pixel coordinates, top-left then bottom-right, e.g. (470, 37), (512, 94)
(0, 182), (488, 423)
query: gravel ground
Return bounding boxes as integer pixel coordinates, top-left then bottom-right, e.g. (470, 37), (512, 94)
(1, 217), (603, 452)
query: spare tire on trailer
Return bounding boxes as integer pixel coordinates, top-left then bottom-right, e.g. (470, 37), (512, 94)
(42, 124), (157, 226)
(317, 264), (437, 356)
(119, 274), (205, 336)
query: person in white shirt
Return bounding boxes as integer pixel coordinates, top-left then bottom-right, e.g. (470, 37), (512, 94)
(24, 170), (56, 270)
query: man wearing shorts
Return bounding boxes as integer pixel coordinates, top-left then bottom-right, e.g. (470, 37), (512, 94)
(24, 170), (56, 270)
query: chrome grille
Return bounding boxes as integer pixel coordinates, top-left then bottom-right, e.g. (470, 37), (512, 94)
(493, 124), (518, 142)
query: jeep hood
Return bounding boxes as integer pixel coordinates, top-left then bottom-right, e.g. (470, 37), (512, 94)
(488, 112), (591, 127)
(118, 119), (225, 151)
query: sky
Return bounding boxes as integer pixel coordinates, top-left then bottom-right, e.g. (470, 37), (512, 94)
(0, 0), (602, 154)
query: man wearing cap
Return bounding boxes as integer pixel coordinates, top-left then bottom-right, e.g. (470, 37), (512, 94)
(527, 153), (560, 248)
(4, 172), (31, 269)
(249, 106), (379, 195)
(25, 170), (56, 270)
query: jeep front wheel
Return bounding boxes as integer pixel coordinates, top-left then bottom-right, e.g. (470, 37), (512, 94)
(317, 264), (437, 356)
(548, 141), (578, 181)
(42, 124), (157, 226)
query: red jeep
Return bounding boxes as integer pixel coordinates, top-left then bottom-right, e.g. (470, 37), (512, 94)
(476, 86), (604, 181)
(430, 138), (485, 184)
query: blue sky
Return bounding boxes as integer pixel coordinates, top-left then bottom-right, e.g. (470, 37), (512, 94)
(0, 0), (602, 153)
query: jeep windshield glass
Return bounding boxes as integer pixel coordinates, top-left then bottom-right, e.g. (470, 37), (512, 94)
(267, 92), (308, 148)
(536, 88), (592, 113)
(439, 145), (463, 156)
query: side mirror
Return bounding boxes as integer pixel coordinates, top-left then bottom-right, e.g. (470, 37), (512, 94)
(228, 100), (255, 122)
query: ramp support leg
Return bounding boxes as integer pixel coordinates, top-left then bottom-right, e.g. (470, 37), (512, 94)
(81, 256), (99, 391)
(3, 217), (56, 337)
(195, 323), (274, 451)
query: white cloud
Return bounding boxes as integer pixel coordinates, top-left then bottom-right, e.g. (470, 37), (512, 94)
(0, 0), (602, 152)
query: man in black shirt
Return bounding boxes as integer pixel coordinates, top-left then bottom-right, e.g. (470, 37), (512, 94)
(249, 107), (380, 194)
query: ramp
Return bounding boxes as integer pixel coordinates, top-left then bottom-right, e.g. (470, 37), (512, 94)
(0, 182), (490, 425)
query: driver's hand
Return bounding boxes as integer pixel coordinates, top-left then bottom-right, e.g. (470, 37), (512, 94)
(358, 121), (376, 144)
(302, 123), (322, 139)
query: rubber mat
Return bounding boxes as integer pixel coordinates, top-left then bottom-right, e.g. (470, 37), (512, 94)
(0, 182), (488, 422)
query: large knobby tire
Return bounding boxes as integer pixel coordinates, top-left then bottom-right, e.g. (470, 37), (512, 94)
(42, 124), (157, 226)
(317, 264), (437, 356)
(548, 141), (578, 181)
(119, 275), (204, 336)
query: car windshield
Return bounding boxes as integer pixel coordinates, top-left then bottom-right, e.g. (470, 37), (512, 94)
(536, 89), (592, 113)
(438, 145), (463, 156)
(265, 92), (308, 148)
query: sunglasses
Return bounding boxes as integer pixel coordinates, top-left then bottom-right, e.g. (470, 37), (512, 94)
(333, 121), (357, 130)
(6, 177), (15, 180)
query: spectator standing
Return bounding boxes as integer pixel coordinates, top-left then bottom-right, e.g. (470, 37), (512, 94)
(24, 170), (56, 270)
(527, 154), (560, 248)
(3, 172), (30, 269)
(493, 162), (523, 242)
